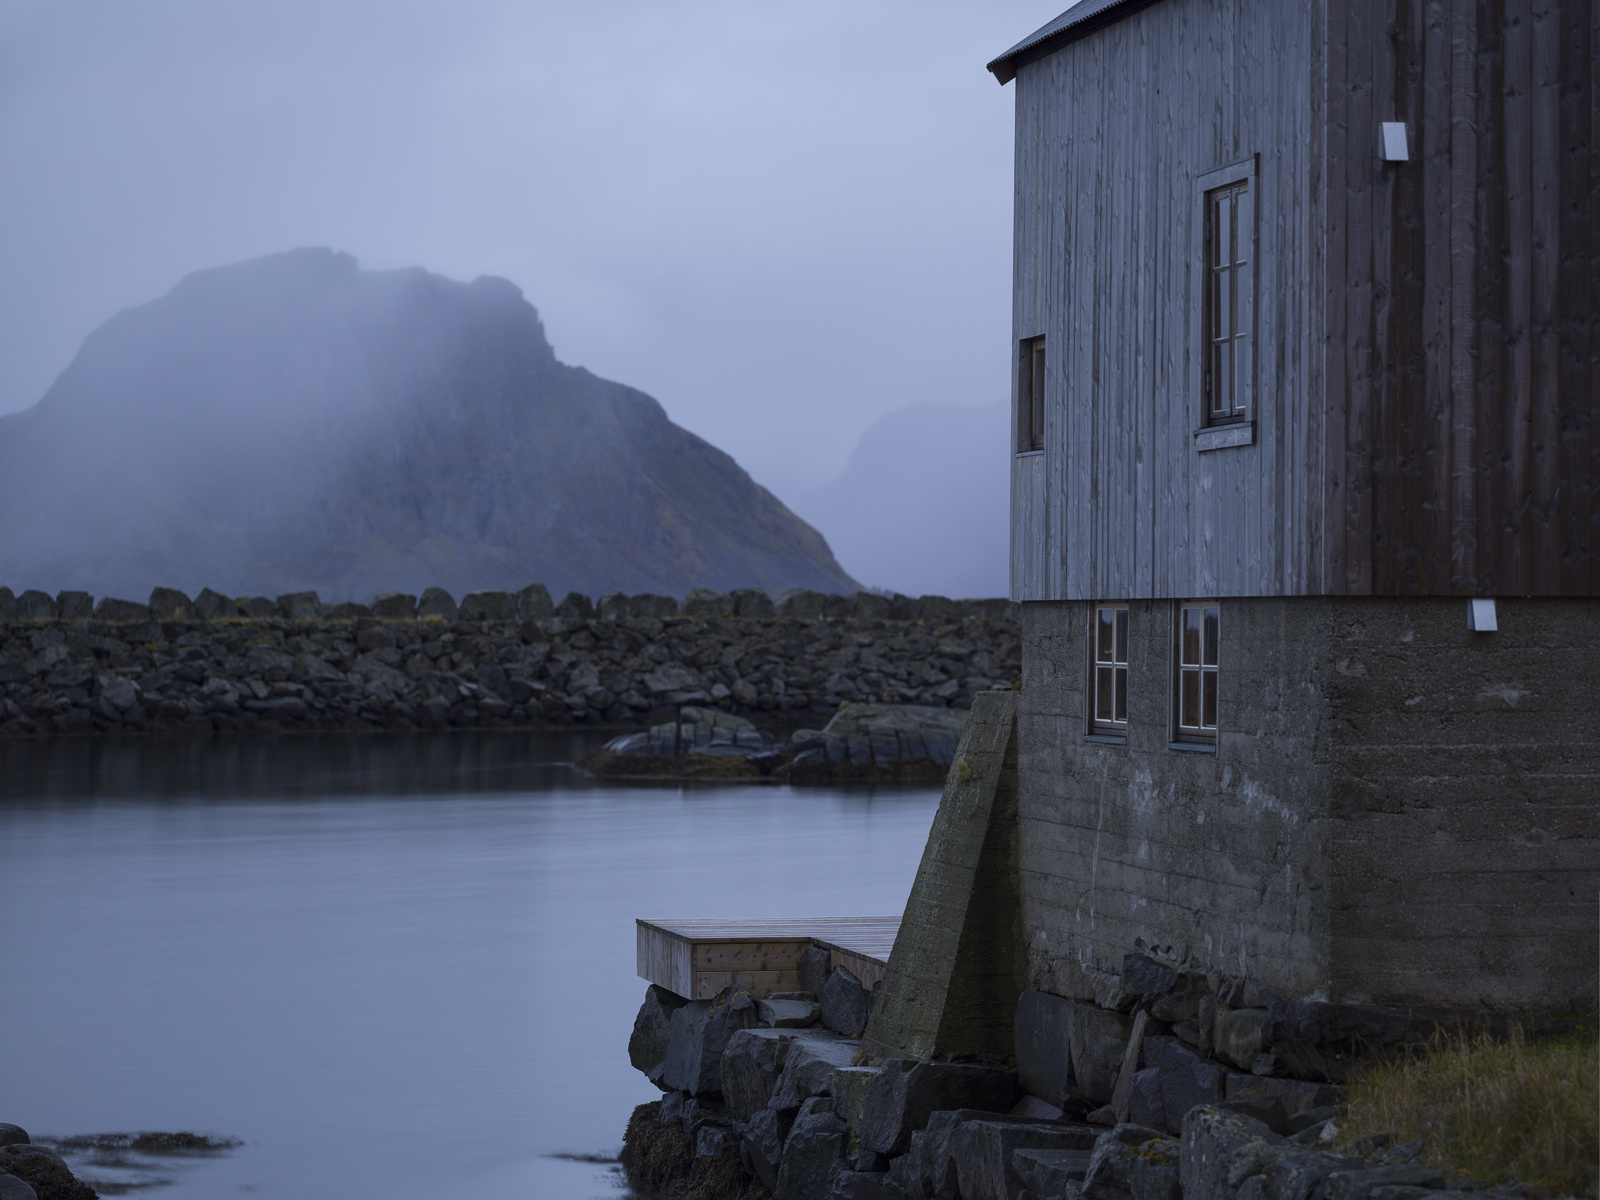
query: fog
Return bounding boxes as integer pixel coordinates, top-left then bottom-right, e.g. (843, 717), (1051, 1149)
(0, 1), (1057, 597)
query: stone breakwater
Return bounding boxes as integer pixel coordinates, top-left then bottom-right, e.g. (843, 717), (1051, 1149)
(0, 584), (1019, 738)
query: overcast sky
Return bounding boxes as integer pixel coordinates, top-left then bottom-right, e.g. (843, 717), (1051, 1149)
(0, 1), (1056, 503)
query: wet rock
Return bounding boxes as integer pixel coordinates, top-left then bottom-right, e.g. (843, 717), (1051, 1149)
(93, 596), (149, 623)
(860, 1060), (1019, 1156)
(276, 591), (322, 620)
(821, 967), (872, 1038)
(777, 1096), (847, 1200)
(743, 1106), (795, 1193)
(949, 1120), (1099, 1200)
(371, 592), (417, 619)
(630, 984), (691, 1084)
(721, 1028), (795, 1118)
(770, 1029), (860, 1112)
(661, 986), (761, 1097)
(417, 588), (458, 621)
(460, 590), (517, 621)
(1157, 1040), (1227, 1134)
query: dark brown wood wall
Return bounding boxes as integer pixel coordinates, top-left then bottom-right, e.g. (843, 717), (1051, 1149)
(1326, 0), (1599, 595)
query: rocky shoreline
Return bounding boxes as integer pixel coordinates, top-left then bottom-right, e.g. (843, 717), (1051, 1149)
(0, 585), (1018, 741)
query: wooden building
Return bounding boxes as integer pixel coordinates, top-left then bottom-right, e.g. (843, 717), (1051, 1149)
(985, 0), (1598, 1014)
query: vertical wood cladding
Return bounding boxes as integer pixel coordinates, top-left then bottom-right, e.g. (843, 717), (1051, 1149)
(1325, 0), (1598, 595)
(1010, 0), (1596, 600)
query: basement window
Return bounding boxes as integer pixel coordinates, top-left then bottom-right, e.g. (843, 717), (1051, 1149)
(1017, 336), (1045, 452)
(1173, 601), (1219, 745)
(1090, 604), (1129, 736)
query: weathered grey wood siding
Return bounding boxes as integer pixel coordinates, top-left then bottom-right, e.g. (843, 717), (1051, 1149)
(1324, 0), (1598, 596)
(1009, 0), (1325, 601)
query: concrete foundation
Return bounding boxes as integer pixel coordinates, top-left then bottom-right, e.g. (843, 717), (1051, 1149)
(1017, 596), (1599, 1013)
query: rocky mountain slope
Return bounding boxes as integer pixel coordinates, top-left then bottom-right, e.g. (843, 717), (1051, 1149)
(0, 249), (858, 601)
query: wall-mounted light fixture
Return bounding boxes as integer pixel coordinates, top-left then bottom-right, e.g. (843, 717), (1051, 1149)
(1467, 597), (1498, 632)
(1381, 122), (1410, 162)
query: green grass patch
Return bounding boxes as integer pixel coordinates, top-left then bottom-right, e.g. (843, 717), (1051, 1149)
(1338, 1023), (1597, 1194)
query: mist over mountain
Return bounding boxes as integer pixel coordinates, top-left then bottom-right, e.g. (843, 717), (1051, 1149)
(791, 401), (1009, 600)
(0, 249), (859, 602)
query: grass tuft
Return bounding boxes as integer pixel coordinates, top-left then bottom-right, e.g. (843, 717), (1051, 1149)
(1337, 1023), (1597, 1195)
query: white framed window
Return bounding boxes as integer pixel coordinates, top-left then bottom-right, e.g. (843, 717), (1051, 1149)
(1173, 601), (1219, 744)
(1090, 604), (1129, 735)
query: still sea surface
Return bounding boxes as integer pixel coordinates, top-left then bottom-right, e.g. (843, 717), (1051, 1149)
(0, 732), (940, 1198)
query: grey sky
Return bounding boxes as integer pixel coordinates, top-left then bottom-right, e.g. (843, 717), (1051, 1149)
(1, 2), (1056, 507)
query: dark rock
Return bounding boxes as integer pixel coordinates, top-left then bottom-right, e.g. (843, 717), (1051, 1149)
(417, 588), (458, 621)
(1265, 1000), (1467, 1084)
(0, 1173), (37, 1200)
(661, 985), (761, 1097)
(769, 1029), (860, 1111)
(630, 984), (690, 1083)
(1224, 1074), (1345, 1116)
(800, 946), (833, 998)
(17, 591), (57, 619)
(743, 1106), (795, 1193)
(194, 588), (237, 619)
(515, 583), (553, 621)
(1222, 1095), (1290, 1135)
(1324, 1163), (1448, 1200)
(1284, 1105), (1339, 1136)
(1213, 1008), (1269, 1071)
(829, 1169), (896, 1199)
(850, 592), (891, 619)
(860, 1059), (1019, 1156)
(1070, 1000), (1136, 1103)
(56, 592), (93, 619)
(554, 591), (594, 621)
(629, 593), (679, 619)
(694, 1124), (733, 1160)
(323, 602), (370, 620)
(659, 1091), (687, 1126)
(776, 588), (828, 620)
(1179, 1107), (1284, 1200)
(681, 588), (730, 619)
(1127, 1067), (1166, 1131)
(828, 1065), (880, 1137)
(730, 588), (775, 619)
(0, 588), (15, 620)
(0, 1145), (95, 1200)
(1079, 1125), (1166, 1200)
(1128, 1137), (1182, 1200)
(0, 1130), (26, 1149)
(1157, 1040), (1227, 1134)
(147, 587), (193, 621)
(759, 997), (821, 1028)
(1015, 988), (1075, 1104)
(94, 596), (149, 622)
(1013, 1146), (1094, 1198)
(238, 595), (277, 618)
(721, 1027), (796, 1118)
(906, 1109), (1055, 1199)
(949, 1120), (1100, 1200)
(460, 590), (517, 621)
(371, 592), (417, 619)
(821, 967), (872, 1037)
(777, 1097), (847, 1200)
(276, 591), (322, 620)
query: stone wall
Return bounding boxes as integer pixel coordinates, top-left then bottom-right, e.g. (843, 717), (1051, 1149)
(0, 584), (1020, 739)
(1017, 595), (1599, 1014)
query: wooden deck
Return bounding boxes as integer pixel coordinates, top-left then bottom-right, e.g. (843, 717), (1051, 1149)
(636, 916), (901, 1000)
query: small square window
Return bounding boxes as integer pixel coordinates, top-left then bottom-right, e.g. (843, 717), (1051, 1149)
(1018, 336), (1045, 452)
(1174, 601), (1219, 743)
(1090, 603), (1129, 736)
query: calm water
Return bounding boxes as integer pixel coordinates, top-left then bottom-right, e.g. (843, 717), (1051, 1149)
(0, 733), (939, 1198)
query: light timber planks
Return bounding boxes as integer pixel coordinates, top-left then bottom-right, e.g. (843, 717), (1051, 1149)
(636, 917), (901, 1000)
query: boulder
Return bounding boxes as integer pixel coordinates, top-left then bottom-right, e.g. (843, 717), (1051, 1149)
(1222, 1095), (1290, 1136)
(1157, 1040), (1227, 1134)
(0, 1145), (91, 1200)
(1069, 1000), (1136, 1103)
(17, 591), (57, 619)
(554, 591), (594, 620)
(850, 592), (891, 619)
(828, 1065), (880, 1136)
(1015, 988), (1074, 1105)
(324, 602), (370, 621)
(515, 583), (554, 621)
(1128, 1137), (1182, 1200)
(0, 1130), (26, 1149)
(906, 1110), (1053, 1200)
(98, 676), (140, 711)
(460, 590), (517, 621)
(238, 595), (278, 619)
(681, 588), (731, 619)
(0, 1173), (36, 1200)
(830, 1171), (897, 1199)
(1127, 1068), (1166, 1132)
(1080, 1124), (1168, 1200)
(743, 1106), (795, 1194)
(949, 1120), (1100, 1200)
(630, 593), (680, 619)
(1179, 1107), (1285, 1200)
(94, 596), (148, 622)
(273, 591), (320, 620)
(1223, 1074), (1345, 1116)
(800, 946), (833, 998)
(1013, 1146), (1095, 1198)
(1213, 1009), (1269, 1071)
(860, 1060), (1019, 1156)
(370, 592), (417, 619)
(777, 1097), (847, 1200)
(417, 588), (459, 621)
(630, 984), (690, 1083)
(721, 1028), (796, 1118)
(730, 588), (775, 619)
(0, 588), (15, 620)
(56, 591), (94, 619)
(760, 997), (821, 1028)
(194, 588), (237, 620)
(821, 966), (872, 1037)
(148, 587), (194, 621)
(770, 1029), (860, 1111)
(776, 588), (828, 620)
(661, 986), (761, 1097)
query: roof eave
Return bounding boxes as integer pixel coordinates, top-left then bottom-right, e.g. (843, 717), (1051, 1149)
(985, 0), (1164, 85)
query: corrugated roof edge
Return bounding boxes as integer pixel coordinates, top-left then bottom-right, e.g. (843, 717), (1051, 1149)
(985, 0), (1165, 84)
